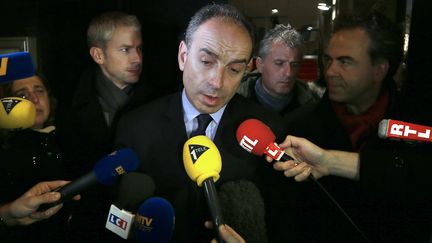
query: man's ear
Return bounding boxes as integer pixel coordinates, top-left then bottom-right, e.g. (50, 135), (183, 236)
(374, 60), (389, 83)
(255, 57), (264, 73)
(89, 47), (105, 65)
(178, 41), (188, 71)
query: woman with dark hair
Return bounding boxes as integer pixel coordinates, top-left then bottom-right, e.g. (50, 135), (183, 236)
(0, 74), (71, 242)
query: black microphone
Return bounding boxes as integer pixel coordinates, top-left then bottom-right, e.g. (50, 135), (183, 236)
(105, 172), (155, 239)
(218, 180), (267, 243)
(38, 148), (140, 211)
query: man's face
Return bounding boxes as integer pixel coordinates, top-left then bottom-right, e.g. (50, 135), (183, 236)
(11, 76), (50, 129)
(323, 28), (386, 108)
(178, 19), (252, 114)
(257, 42), (302, 98)
(97, 25), (142, 89)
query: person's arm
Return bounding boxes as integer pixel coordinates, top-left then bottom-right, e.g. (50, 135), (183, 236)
(267, 135), (360, 181)
(0, 180), (77, 226)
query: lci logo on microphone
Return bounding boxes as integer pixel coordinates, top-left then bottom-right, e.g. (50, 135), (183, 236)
(187, 144), (209, 163)
(135, 215), (153, 232)
(108, 213), (128, 230)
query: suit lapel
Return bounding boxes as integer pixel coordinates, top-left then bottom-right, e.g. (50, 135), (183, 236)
(162, 92), (188, 145)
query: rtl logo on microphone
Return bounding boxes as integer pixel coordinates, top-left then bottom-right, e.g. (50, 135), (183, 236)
(386, 119), (431, 142)
(108, 213), (128, 230)
(238, 135), (258, 153)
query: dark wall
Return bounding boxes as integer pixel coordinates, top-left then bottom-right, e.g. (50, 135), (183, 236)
(1, 0), (226, 103)
(403, 0), (432, 122)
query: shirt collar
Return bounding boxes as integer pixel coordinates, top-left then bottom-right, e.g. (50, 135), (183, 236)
(181, 89), (226, 125)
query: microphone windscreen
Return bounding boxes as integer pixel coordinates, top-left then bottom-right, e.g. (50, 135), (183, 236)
(94, 148), (140, 185)
(219, 180), (267, 243)
(115, 172), (155, 211)
(0, 97), (36, 129)
(236, 119), (275, 156)
(183, 135), (221, 186)
(134, 197), (175, 243)
(0, 52), (35, 84)
(378, 119), (389, 139)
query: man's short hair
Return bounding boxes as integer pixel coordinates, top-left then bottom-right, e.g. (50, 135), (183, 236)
(332, 11), (404, 79)
(87, 11), (141, 49)
(184, 4), (255, 57)
(258, 24), (304, 59)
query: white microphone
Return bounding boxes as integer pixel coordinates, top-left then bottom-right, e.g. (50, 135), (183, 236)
(106, 205), (135, 239)
(105, 173), (155, 239)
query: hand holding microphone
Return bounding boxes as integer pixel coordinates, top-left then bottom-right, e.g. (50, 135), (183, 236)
(183, 135), (224, 242)
(205, 222), (245, 243)
(236, 119), (357, 181)
(38, 148), (140, 211)
(236, 119), (315, 180)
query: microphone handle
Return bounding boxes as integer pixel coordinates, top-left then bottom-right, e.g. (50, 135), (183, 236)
(203, 178), (224, 243)
(281, 153), (294, 161)
(58, 171), (97, 200)
(38, 172), (97, 211)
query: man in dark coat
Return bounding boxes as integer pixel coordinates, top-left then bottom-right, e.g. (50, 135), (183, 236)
(265, 11), (432, 243)
(56, 12), (156, 242)
(115, 4), (286, 243)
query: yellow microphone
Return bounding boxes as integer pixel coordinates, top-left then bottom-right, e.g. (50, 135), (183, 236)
(183, 135), (222, 186)
(0, 97), (36, 129)
(183, 135), (224, 242)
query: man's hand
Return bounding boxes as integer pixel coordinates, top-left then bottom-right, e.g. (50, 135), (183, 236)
(266, 135), (360, 181)
(1, 180), (80, 226)
(266, 135), (328, 181)
(205, 221), (246, 243)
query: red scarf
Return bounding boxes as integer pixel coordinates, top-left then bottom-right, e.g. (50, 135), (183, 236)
(332, 89), (389, 151)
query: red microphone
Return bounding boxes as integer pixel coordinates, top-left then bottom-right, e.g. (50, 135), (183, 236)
(236, 119), (293, 161)
(378, 119), (432, 143)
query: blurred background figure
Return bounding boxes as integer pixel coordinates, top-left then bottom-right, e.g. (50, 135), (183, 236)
(237, 24), (320, 116)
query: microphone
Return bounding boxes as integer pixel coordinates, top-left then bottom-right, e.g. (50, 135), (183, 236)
(0, 97), (36, 129)
(105, 172), (155, 239)
(134, 197), (175, 243)
(236, 118), (294, 161)
(0, 52), (35, 84)
(378, 119), (432, 143)
(183, 135), (224, 242)
(0, 52), (36, 129)
(38, 148), (140, 210)
(219, 180), (267, 243)
(237, 119), (372, 242)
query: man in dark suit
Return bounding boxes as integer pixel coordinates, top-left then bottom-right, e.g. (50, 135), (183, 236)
(56, 11), (156, 242)
(115, 4), (285, 243)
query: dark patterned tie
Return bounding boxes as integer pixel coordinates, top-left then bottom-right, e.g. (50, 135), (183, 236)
(190, 114), (212, 137)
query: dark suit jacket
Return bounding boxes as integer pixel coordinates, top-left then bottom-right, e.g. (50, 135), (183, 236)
(115, 92), (286, 243)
